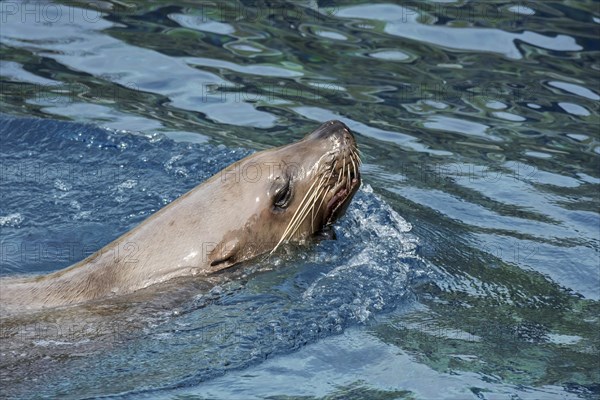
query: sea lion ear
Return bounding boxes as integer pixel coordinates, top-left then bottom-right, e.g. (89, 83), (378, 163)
(208, 237), (239, 271)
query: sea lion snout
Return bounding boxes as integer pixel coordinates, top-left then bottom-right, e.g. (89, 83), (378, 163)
(305, 120), (355, 147)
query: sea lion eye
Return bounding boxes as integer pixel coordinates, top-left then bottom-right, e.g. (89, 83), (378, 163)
(273, 179), (292, 209)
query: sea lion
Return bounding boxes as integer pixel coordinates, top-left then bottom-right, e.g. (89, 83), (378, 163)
(0, 120), (361, 312)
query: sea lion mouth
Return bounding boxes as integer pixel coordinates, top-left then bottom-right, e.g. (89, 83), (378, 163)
(325, 172), (360, 225)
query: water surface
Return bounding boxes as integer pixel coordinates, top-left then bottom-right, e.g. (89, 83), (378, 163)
(0, 1), (598, 399)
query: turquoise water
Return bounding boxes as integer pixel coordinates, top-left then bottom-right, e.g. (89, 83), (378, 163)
(1, 1), (598, 399)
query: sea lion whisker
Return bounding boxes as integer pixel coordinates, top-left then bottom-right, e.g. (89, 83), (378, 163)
(312, 160), (336, 230)
(293, 181), (326, 232)
(290, 190), (321, 243)
(313, 161), (337, 228)
(303, 177), (322, 234)
(288, 186), (327, 242)
(351, 148), (361, 166)
(274, 199), (315, 255)
(348, 159), (352, 185)
(311, 174), (328, 232)
(271, 178), (323, 255)
(277, 196), (312, 249)
(287, 169), (332, 244)
(310, 175), (325, 231)
(356, 147), (364, 160)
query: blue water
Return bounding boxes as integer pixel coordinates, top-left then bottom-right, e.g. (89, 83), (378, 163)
(1, 1), (599, 399)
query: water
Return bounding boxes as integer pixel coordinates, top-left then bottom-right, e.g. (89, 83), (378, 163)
(0, 1), (598, 399)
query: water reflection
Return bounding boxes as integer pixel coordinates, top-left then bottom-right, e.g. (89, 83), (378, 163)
(0, 0), (598, 398)
(337, 4), (582, 59)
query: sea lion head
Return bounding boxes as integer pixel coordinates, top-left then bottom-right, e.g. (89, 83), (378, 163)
(209, 120), (361, 269)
